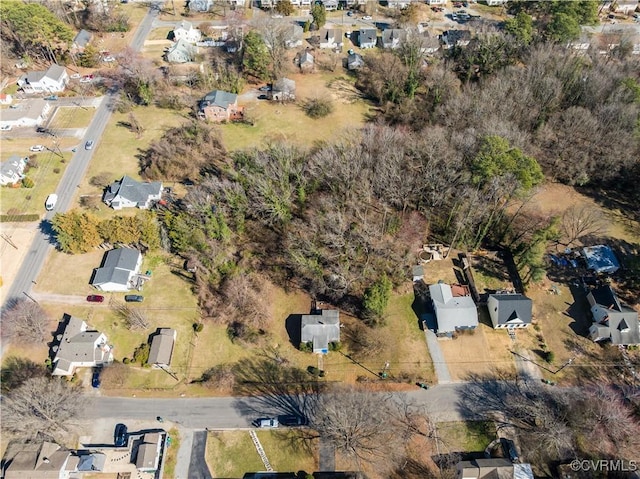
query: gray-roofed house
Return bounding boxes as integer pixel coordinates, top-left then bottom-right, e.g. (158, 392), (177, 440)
(347, 52), (364, 70)
(301, 308), (340, 354)
(381, 29), (407, 49)
(417, 31), (441, 55)
(147, 328), (177, 368)
(298, 50), (315, 72)
(588, 285), (639, 346)
(269, 78), (296, 101)
(198, 90), (244, 122)
(317, 28), (343, 49)
(165, 39), (198, 63)
(0, 99), (52, 129)
(103, 175), (163, 210)
(284, 24), (304, 48)
(52, 314), (113, 376)
(76, 452), (106, 472)
(188, 0), (213, 11)
(172, 20), (202, 43)
(3, 441), (79, 479)
(488, 294), (532, 329)
(582, 244), (620, 274)
(90, 248), (143, 292)
(357, 29), (378, 49)
(441, 29), (471, 48)
(429, 282), (478, 336)
(456, 458), (534, 479)
(73, 29), (93, 51)
(0, 156), (27, 186)
(17, 64), (69, 94)
(136, 433), (162, 472)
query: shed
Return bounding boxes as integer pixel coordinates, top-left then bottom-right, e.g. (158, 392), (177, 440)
(147, 328), (177, 368)
(582, 245), (620, 274)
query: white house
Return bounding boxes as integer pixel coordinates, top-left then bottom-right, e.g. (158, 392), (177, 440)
(172, 20), (202, 43)
(318, 28), (343, 49)
(301, 308), (340, 354)
(426, 0), (446, 4)
(90, 248), (143, 292)
(165, 39), (198, 63)
(0, 99), (51, 129)
(52, 314), (113, 376)
(0, 156), (28, 186)
(102, 175), (163, 210)
(17, 64), (68, 94)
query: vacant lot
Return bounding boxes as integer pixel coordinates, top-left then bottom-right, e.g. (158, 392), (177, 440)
(206, 430), (317, 477)
(49, 107), (96, 129)
(219, 72), (371, 151)
(436, 421), (496, 453)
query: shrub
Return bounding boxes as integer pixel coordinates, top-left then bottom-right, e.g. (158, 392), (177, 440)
(132, 343), (150, 365)
(328, 341), (341, 351)
(307, 366), (320, 376)
(123, 357), (131, 364)
(53, 168), (60, 174)
(544, 350), (555, 363)
(193, 322), (204, 332)
(299, 341), (313, 352)
(21, 177), (34, 188)
(302, 97), (334, 119)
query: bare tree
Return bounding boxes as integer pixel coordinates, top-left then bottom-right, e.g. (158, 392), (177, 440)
(1, 377), (85, 441)
(252, 13), (291, 79)
(2, 300), (49, 344)
(560, 204), (607, 246)
(112, 302), (149, 330)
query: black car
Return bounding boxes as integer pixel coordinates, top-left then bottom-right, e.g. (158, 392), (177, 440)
(279, 414), (306, 426)
(91, 369), (101, 388)
(114, 423), (128, 447)
(124, 295), (144, 302)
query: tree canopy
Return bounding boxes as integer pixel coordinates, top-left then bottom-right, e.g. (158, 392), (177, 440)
(242, 31), (271, 81)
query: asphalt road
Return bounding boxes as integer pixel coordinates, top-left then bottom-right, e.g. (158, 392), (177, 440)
(1, 3), (161, 310)
(80, 384), (473, 427)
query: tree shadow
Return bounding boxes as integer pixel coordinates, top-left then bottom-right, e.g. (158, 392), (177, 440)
(411, 280), (431, 331)
(38, 219), (56, 246)
(565, 282), (593, 338)
(285, 314), (302, 348)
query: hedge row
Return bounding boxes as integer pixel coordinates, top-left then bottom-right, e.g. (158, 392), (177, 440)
(0, 214), (40, 223)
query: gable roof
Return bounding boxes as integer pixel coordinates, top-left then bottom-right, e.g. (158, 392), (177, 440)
(73, 29), (92, 48)
(201, 90), (238, 109)
(299, 50), (314, 64)
(148, 328), (176, 366)
(166, 38), (197, 60)
(489, 294), (532, 326)
(442, 29), (471, 45)
(358, 28), (377, 45)
(273, 77), (295, 93)
(44, 64), (67, 82)
(90, 248), (141, 288)
(301, 309), (340, 352)
(176, 20), (193, 31)
(588, 285), (639, 345)
(347, 52), (364, 69)
(457, 458), (534, 479)
(429, 282), (478, 332)
(381, 28), (406, 47)
(582, 245), (620, 274)
(4, 442), (73, 479)
(0, 99), (50, 123)
(136, 433), (161, 470)
(0, 156), (27, 180)
(52, 315), (111, 375)
(103, 175), (162, 207)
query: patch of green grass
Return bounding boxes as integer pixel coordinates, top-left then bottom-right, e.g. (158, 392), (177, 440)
(0, 152), (72, 215)
(206, 430), (317, 477)
(49, 107), (96, 129)
(437, 421), (496, 453)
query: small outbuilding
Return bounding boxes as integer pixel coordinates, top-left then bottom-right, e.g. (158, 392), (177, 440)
(581, 245), (620, 274)
(147, 328), (177, 368)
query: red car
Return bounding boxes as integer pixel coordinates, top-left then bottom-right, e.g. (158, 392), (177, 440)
(87, 294), (104, 303)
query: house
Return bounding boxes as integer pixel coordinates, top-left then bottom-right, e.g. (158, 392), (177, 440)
(147, 328), (177, 368)
(172, 20), (202, 43)
(285, 24), (304, 48)
(76, 452), (106, 473)
(426, 0), (446, 4)
(387, 0), (410, 8)
(103, 175), (163, 210)
(487, 294), (532, 329)
(582, 245), (620, 274)
(605, 0), (639, 14)
(0, 93), (13, 105)
(198, 90), (244, 122)
(3, 441), (79, 479)
(356, 29), (377, 49)
(17, 64), (69, 94)
(417, 31), (441, 55)
(588, 285), (640, 345)
(317, 28), (343, 49)
(298, 50), (315, 72)
(90, 248), (143, 292)
(136, 433), (162, 472)
(567, 33), (591, 51)
(441, 30), (472, 48)
(595, 32), (622, 54)
(484, 0), (508, 5)
(429, 282), (478, 336)
(165, 39), (198, 63)
(52, 314), (114, 376)
(0, 99), (52, 129)
(347, 52), (364, 70)
(381, 28), (407, 49)
(323, 0), (338, 10)
(73, 29), (92, 51)
(269, 77), (296, 101)
(0, 156), (28, 186)
(188, 0), (213, 11)
(300, 307), (340, 354)
(456, 458), (534, 479)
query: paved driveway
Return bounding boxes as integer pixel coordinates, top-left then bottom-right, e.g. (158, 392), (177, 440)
(187, 431), (212, 479)
(424, 329), (452, 384)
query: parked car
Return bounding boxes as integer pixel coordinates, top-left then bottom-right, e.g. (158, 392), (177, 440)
(36, 126), (47, 133)
(258, 85), (271, 91)
(85, 140), (94, 150)
(279, 415), (306, 426)
(347, 10), (353, 16)
(255, 417), (279, 428)
(114, 424), (128, 447)
(124, 295), (144, 302)
(44, 95), (58, 101)
(87, 294), (105, 303)
(102, 55), (116, 62)
(362, 15), (372, 20)
(80, 75), (94, 83)
(30, 145), (45, 152)
(91, 369), (101, 388)
(0, 125), (12, 131)
(70, 73), (81, 79)
(45, 193), (58, 211)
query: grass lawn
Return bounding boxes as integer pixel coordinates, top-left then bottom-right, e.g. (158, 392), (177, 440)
(436, 421), (496, 453)
(148, 27), (173, 41)
(0, 152), (72, 215)
(163, 428), (181, 478)
(0, 136), (78, 158)
(49, 107), (96, 129)
(219, 72), (372, 152)
(206, 430), (317, 477)
(37, 250), (104, 295)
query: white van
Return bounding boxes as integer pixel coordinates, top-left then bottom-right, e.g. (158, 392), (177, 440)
(45, 194), (58, 211)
